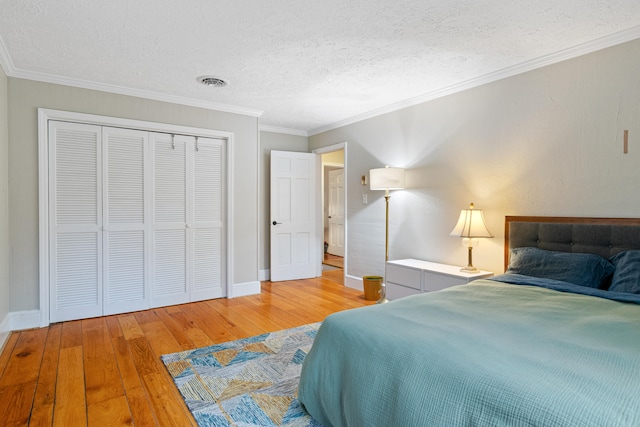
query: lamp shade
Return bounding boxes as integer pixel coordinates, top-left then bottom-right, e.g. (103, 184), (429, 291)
(369, 167), (405, 190)
(450, 203), (493, 238)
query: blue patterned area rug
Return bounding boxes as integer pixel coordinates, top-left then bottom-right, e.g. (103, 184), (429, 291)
(161, 323), (322, 427)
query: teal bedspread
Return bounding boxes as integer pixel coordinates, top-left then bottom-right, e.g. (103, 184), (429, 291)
(298, 280), (640, 426)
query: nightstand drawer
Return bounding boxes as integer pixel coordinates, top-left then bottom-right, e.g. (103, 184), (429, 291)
(386, 283), (421, 300)
(386, 263), (421, 290)
(423, 272), (467, 292)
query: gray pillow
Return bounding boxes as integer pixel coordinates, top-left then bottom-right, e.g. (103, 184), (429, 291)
(609, 250), (640, 294)
(507, 247), (614, 288)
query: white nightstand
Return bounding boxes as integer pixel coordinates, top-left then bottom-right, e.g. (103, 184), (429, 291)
(385, 259), (493, 300)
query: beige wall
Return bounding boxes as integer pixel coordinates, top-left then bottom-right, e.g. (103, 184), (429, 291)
(322, 150), (344, 164)
(0, 66), (9, 327)
(310, 39), (640, 280)
(258, 131), (308, 274)
(8, 78), (260, 312)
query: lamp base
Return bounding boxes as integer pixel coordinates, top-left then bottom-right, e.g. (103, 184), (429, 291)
(460, 245), (479, 273)
(376, 297), (389, 304)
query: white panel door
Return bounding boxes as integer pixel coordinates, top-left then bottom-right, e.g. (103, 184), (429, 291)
(270, 151), (318, 281)
(191, 137), (226, 300)
(151, 133), (188, 307)
(102, 127), (149, 315)
(49, 121), (103, 322)
(328, 168), (345, 257)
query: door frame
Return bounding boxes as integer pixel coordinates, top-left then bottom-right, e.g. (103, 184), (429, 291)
(38, 108), (234, 327)
(313, 142), (347, 280)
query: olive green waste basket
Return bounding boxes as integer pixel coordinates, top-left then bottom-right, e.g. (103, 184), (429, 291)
(362, 276), (383, 301)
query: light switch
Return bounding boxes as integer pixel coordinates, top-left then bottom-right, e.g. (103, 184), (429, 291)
(362, 194), (367, 204)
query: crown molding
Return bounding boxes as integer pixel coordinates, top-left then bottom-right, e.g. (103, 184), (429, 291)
(16, 68), (264, 117)
(259, 124), (308, 137)
(309, 25), (640, 136)
(1, 47), (263, 118)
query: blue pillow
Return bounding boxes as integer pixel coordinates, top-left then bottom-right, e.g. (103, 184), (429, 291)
(506, 247), (614, 288)
(608, 250), (640, 294)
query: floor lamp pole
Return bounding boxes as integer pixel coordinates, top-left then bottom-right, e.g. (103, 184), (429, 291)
(384, 193), (390, 262)
(378, 191), (391, 304)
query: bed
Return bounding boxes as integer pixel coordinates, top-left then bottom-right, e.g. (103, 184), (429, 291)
(298, 216), (640, 426)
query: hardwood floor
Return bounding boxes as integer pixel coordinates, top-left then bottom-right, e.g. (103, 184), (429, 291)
(323, 253), (344, 269)
(0, 275), (372, 426)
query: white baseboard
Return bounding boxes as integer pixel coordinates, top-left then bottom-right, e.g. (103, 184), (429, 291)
(258, 269), (270, 281)
(10, 310), (42, 331)
(0, 313), (10, 352)
(0, 309), (43, 350)
(231, 281), (261, 298)
(345, 274), (363, 291)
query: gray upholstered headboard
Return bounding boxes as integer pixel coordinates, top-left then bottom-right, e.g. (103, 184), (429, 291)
(504, 216), (640, 271)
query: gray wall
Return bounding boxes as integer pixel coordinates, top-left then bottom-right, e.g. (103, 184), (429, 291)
(310, 38), (640, 279)
(8, 78), (260, 312)
(259, 131), (308, 274)
(0, 66), (8, 325)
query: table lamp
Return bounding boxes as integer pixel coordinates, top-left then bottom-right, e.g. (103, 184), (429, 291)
(450, 203), (493, 272)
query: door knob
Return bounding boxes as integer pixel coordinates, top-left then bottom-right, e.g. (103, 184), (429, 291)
(272, 221), (282, 225)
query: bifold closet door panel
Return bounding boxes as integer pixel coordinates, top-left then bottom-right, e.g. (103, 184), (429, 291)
(150, 132), (189, 307)
(192, 137), (226, 301)
(48, 121), (228, 322)
(102, 127), (149, 315)
(49, 121), (103, 323)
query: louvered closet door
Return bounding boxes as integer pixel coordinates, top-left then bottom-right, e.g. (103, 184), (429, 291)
(49, 121), (103, 322)
(102, 127), (149, 315)
(151, 133), (189, 307)
(191, 137), (226, 300)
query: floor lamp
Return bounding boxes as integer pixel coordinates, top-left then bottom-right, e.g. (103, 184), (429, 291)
(370, 166), (405, 303)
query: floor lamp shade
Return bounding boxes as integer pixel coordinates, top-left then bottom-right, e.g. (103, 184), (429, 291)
(370, 167), (405, 191)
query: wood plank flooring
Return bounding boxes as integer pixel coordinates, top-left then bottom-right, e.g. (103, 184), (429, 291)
(0, 275), (371, 426)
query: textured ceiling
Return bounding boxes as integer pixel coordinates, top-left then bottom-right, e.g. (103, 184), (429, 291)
(1, 1), (640, 134)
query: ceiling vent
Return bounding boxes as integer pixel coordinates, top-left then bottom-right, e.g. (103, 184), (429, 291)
(197, 76), (228, 87)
